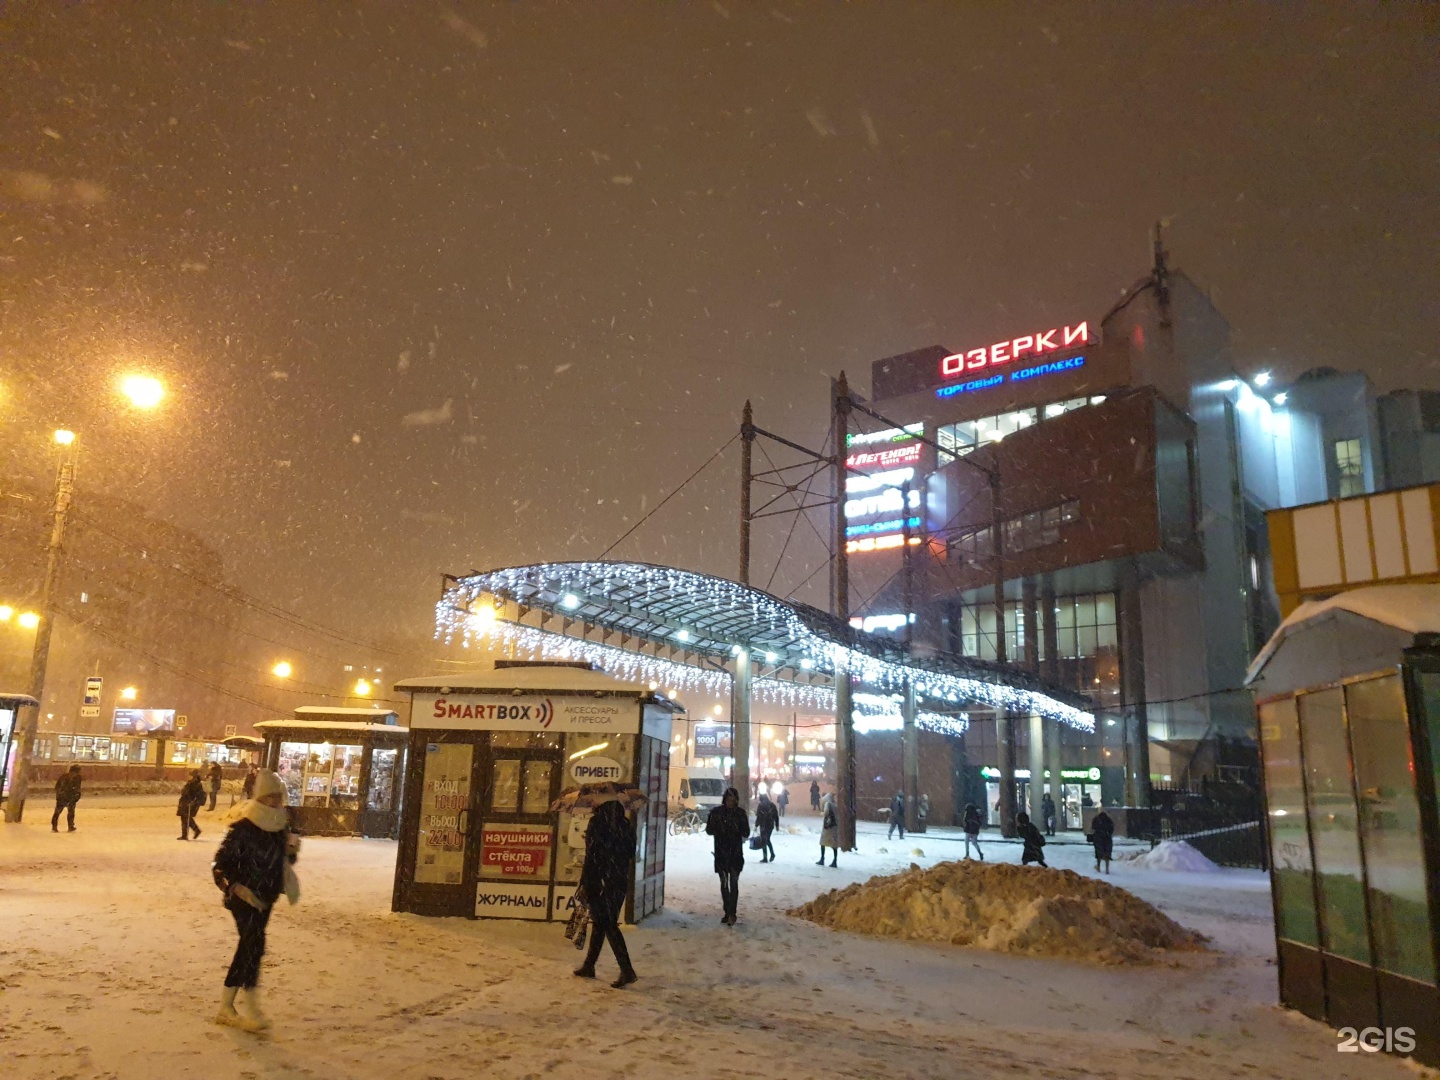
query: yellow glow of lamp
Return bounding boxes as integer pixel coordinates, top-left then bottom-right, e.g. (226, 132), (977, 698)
(469, 605), (498, 633)
(271, 661), (293, 679)
(120, 685), (138, 700)
(17, 611), (40, 629)
(120, 374), (165, 409)
(354, 679), (372, 697)
(53, 429), (76, 446)
(0, 605), (12, 621)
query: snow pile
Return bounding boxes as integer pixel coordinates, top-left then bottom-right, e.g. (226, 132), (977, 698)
(1125, 840), (1220, 873)
(791, 861), (1208, 965)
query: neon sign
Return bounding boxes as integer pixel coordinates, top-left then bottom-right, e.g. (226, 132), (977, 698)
(936, 355), (1085, 400)
(940, 322), (1088, 379)
(845, 516), (922, 538)
(845, 441), (923, 471)
(846, 534), (921, 554)
(846, 467), (914, 494)
(844, 487), (920, 520)
(846, 423), (923, 447)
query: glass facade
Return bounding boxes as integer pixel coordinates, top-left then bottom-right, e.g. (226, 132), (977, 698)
(938, 396), (1107, 457)
(277, 740), (363, 808)
(950, 501), (1080, 564)
(1260, 696), (1318, 945)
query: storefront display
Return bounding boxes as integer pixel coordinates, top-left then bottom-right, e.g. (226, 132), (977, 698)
(392, 664), (678, 924)
(257, 708), (408, 839)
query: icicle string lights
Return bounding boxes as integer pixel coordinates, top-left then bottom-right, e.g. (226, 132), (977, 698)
(435, 561), (1094, 731)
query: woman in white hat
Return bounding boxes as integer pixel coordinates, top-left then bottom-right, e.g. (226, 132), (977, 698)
(210, 768), (300, 1031)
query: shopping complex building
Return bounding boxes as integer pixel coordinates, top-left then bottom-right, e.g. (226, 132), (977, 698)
(844, 245), (1440, 823)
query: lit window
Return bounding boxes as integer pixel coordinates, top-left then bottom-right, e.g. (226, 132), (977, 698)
(1334, 438), (1364, 498)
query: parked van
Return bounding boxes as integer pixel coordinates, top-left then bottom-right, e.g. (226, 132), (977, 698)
(670, 765), (726, 811)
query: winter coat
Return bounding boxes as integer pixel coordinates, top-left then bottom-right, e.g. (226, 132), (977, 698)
(776, 789), (789, 810)
(962, 806), (983, 835)
(580, 802), (635, 916)
(819, 798), (839, 848)
(889, 793), (905, 824)
(213, 818), (289, 909)
(242, 770), (257, 799)
(207, 763), (223, 789)
(54, 772), (81, 803)
(177, 777), (205, 816)
(1091, 811), (1115, 861)
(754, 798), (780, 837)
(706, 804), (750, 874)
(1020, 821), (1047, 862)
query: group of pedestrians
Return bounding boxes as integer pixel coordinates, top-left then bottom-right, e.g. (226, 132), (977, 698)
(47, 761), (260, 839)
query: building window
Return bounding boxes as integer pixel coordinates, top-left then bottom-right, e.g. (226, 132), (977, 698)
(1334, 438), (1364, 498)
(938, 407), (1038, 457)
(949, 500), (1079, 563)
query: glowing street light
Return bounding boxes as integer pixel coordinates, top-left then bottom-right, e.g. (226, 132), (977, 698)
(17, 611), (40, 630)
(271, 661), (293, 679)
(53, 429), (76, 446)
(119, 374), (165, 409)
(353, 679), (372, 697)
(468, 605), (498, 633)
(0, 606), (12, 622)
(120, 685), (138, 700)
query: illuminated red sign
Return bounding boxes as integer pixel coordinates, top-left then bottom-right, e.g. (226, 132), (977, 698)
(940, 322), (1089, 379)
(845, 441), (923, 472)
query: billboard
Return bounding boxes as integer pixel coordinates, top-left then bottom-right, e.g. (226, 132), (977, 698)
(112, 708), (176, 735)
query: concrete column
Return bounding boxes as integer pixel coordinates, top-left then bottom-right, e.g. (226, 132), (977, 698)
(1117, 562), (1151, 807)
(1041, 577), (1064, 828)
(997, 709), (1016, 836)
(732, 648), (752, 811)
(1028, 712), (1045, 826)
(902, 679), (920, 832)
(1047, 714), (1064, 828)
(835, 655), (857, 849)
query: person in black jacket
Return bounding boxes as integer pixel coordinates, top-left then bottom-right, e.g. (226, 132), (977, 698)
(206, 761), (224, 812)
(754, 792), (779, 863)
(962, 803), (984, 861)
(887, 790), (906, 840)
(705, 787), (749, 925)
(1017, 811), (1048, 868)
(51, 764), (82, 832)
(1041, 793), (1057, 837)
(573, 799), (638, 988)
(1090, 808), (1115, 874)
(178, 770), (206, 840)
(212, 768), (298, 1030)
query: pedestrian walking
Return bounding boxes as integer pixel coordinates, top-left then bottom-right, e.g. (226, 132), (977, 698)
(242, 764), (258, 800)
(959, 804), (982, 860)
(918, 792), (930, 829)
(211, 768), (300, 1031)
(887, 790), (906, 840)
(207, 761), (224, 812)
(754, 791), (779, 863)
(1017, 811), (1048, 868)
(1090, 808), (1115, 874)
(51, 764), (82, 832)
(817, 791), (839, 867)
(573, 799), (639, 988)
(809, 779), (820, 811)
(1041, 793), (1056, 837)
(705, 787), (749, 925)
(178, 769), (206, 840)
(775, 784), (789, 818)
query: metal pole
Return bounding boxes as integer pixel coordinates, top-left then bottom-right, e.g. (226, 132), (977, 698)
(739, 400), (754, 585)
(5, 450), (76, 823)
(991, 468), (1017, 838)
(732, 647), (752, 811)
(1042, 577), (1064, 826)
(832, 373), (857, 850)
(901, 481), (920, 833)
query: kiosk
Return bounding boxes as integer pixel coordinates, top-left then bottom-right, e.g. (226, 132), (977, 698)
(1247, 585), (1440, 1067)
(390, 663), (678, 923)
(256, 707), (408, 839)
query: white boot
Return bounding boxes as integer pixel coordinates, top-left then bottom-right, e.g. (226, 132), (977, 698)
(239, 987), (271, 1030)
(215, 986), (262, 1031)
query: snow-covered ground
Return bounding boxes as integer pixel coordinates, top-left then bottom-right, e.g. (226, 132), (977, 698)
(0, 802), (1417, 1080)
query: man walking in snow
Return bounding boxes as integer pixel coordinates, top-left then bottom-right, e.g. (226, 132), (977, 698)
(1017, 812), (1048, 868)
(51, 764), (82, 832)
(775, 783), (788, 818)
(754, 791), (779, 863)
(887, 790), (906, 841)
(242, 764), (258, 800)
(1041, 792), (1056, 837)
(1090, 808), (1115, 874)
(178, 770), (206, 840)
(962, 803), (984, 860)
(207, 760), (224, 812)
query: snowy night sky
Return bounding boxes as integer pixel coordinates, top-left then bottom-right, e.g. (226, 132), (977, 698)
(1, 3), (1435, 641)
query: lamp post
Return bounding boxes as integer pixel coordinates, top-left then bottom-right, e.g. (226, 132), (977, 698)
(4, 374), (167, 823)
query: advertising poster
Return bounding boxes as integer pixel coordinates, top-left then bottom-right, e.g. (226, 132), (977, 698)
(479, 823), (553, 880)
(474, 881), (550, 919)
(111, 709), (176, 735)
(414, 743), (471, 885)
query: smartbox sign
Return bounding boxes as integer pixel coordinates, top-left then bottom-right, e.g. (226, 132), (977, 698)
(411, 694), (630, 732)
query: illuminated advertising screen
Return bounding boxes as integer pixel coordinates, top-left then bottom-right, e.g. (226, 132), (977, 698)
(112, 708), (176, 735)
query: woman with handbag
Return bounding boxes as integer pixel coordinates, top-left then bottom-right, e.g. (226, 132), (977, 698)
(211, 769), (300, 1030)
(573, 799), (638, 988)
(817, 792), (839, 867)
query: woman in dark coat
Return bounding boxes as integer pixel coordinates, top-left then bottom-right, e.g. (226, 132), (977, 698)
(1017, 811), (1048, 868)
(178, 769), (206, 840)
(211, 768), (298, 1030)
(1090, 808), (1115, 873)
(754, 792), (779, 863)
(574, 799), (638, 988)
(705, 787), (750, 925)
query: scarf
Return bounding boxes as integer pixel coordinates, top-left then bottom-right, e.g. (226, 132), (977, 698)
(223, 798), (290, 833)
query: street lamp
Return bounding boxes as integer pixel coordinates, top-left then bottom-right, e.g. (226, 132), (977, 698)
(119, 374), (165, 410)
(0, 606), (12, 622)
(53, 429), (75, 446)
(271, 661), (293, 679)
(354, 679), (372, 697)
(120, 686), (138, 701)
(17, 612), (39, 630)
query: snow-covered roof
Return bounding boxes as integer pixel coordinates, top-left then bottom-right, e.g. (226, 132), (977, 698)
(1246, 584), (1440, 684)
(294, 706), (400, 719)
(393, 666), (654, 695)
(0, 693), (38, 707)
(254, 719), (408, 735)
